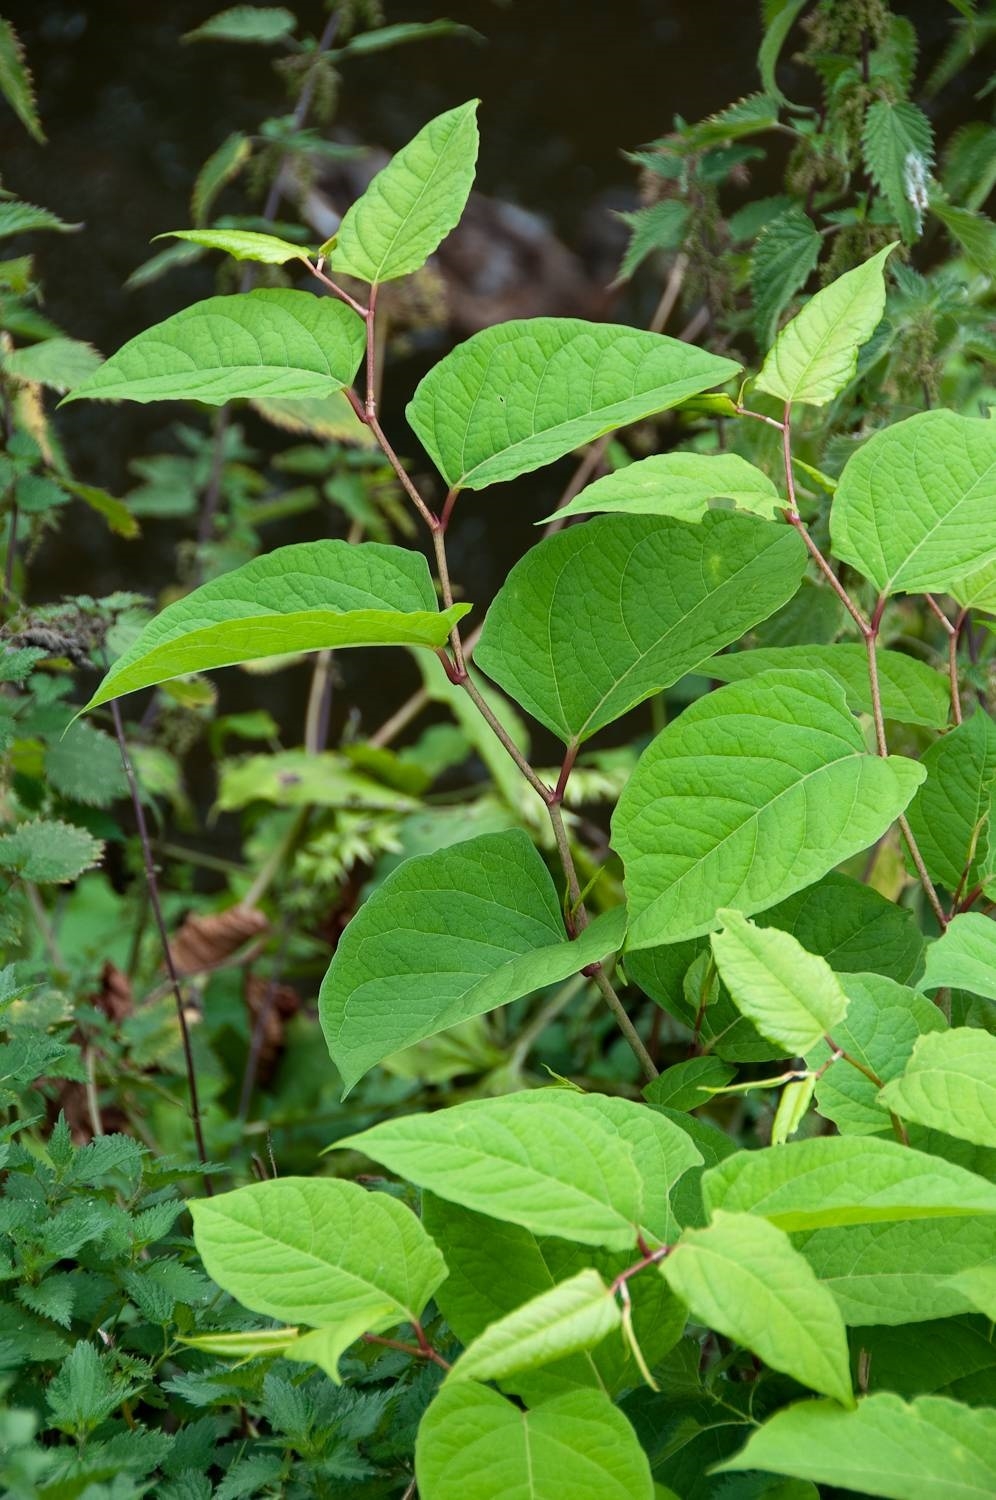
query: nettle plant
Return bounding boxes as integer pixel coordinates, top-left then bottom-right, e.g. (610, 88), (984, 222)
(66, 101), (996, 1498)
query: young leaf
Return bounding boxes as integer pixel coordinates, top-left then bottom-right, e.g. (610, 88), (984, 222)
(862, 101), (935, 240)
(0, 819), (103, 884)
(475, 512), (806, 744)
(0, 19), (44, 142)
(189, 1177), (446, 1377)
(328, 101), (479, 285)
(407, 318), (740, 491)
(703, 1136), (996, 1232)
(63, 290), (365, 406)
(718, 1392), (996, 1499)
(415, 1383), (654, 1500)
(615, 200), (688, 282)
(947, 1265), (996, 1321)
(758, 0), (810, 101)
(950, 557), (996, 617)
(710, 911), (849, 1054)
(3, 336), (103, 394)
(183, 6), (296, 44)
(191, 131), (252, 224)
(830, 411), (996, 596)
(613, 670), (925, 950)
(751, 206), (821, 345)
(661, 1210), (853, 1406)
(540, 451), (781, 525)
(920, 913), (996, 1001)
(905, 712), (996, 891)
(879, 1030), (996, 1149)
(320, 829), (626, 1092)
(755, 243), (895, 407)
(155, 228), (313, 266)
(447, 1269), (621, 1386)
(85, 540), (469, 709)
(334, 1091), (647, 1251)
(706, 643), (950, 729)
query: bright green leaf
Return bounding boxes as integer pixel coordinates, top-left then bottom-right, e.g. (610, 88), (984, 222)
(183, 6), (296, 44)
(215, 749), (417, 814)
(907, 712), (996, 893)
(475, 512), (806, 744)
(613, 670), (925, 949)
(0, 819), (103, 884)
(46, 722), (126, 808)
(879, 1029), (996, 1149)
(179, 1327), (300, 1359)
(755, 243), (895, 407)
(63, 289), (365, 406)
(615, 201), (688, 281)
(0, 200), (80, 239)
(947, 1265), (996, 1321)
(447, 1269), (621, 1386)
(155, 228), (313, 266)
(3, 337), (103, 394)
(0, 19), (44, 142)
(662, 1210), (853, 1405)
(250, 390), (375, 446)
(718, 1393), (996, 1499)
(831, 411), (996, 596)
(63, 481), (139, 538)
(329, 101), (478, 285)
(710, 910), (849, 1054)
(407, 318), (740, 491)
(541, 452), (781, 525)
(320, 830), (626, 1092)
(921, 913), (996, 1000)
(862, 101), (934, 241)
(644, 1057), (736, 1112)
(85, 540), (469, 709)
(192, 131), (252, 224)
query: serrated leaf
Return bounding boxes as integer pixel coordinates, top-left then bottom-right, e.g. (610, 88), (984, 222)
(64, 289), (365, 406)
(755, 243), (895, 407)
(710, 911), (849, 1053)
(0, 199), (80, 238)
(543, 452), (781, 525)
(706, 643), (950, 728)
(3, 336), (103, 394)
(448, 1268), (621, 1385)
(415, 1382), (653, 1500)
(85, 540), (469, 709)
(46, 721), (125, 807)
(718, 1393), (996, 1499)
(320, 830), (626, 1092)
(862, 100), (934, 240)
(329, 101), (478, 285)
(192, 131), (252, 224)
(0, 19), (43, 142)
(930, 200), (996, 276)
(615, 201), (688, 281)
(189, 1177), (446, 1376)
(703, 1135), (996, 1231)
(0, 819), (102, 883)
(183, 6), (296, 44)
(16, 1274), (76, 1328)
(906, 712), (996, 893)
(407, 318), (740, 491)
(879, 1029), (996, 1148)
(156, 228), (312, 266)
(662, 1211), (853, 1405)
(751, 207), (821, 346)
(830, 411), (996, 596)
(613, 670), (925, 950)
(475, 512), (806, 744)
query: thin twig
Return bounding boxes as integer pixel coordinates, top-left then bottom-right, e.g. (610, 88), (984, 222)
(368, 686), (429, 748)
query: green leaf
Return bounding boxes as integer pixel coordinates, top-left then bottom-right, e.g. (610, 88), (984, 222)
(710, 911), (849, 1054)
(862, 101), (935, 240)
(706, 644), (950, 728)
(250, 390), (374, 445)
(760, 873), (925, 984)
(0, 199), (80, 239)
(661, 1210), (853, 1406)
(192, 131), (252, 224)
(0, 819), (103, 884)
(755, 243), (895, 407)
(155, 228), (313, 266)
(718, 1393), (996, 1499)
(448, 1269), (621, 1386)
(46, 722), (126, 808)
(475, 512), (806, 745)
(797, 1217), (996, 1326)
(947, 1265), (996, 1320)
(542, 452), (781, 525)
(85, 540), (468, 709)
(613, 670), (925, 950)
(758, 0), (810, 102)
(830, 411), (996, 596)
(806, 973), (945, 1136)
(178, 1327), (300, 1360)
(3, 337), (103, 394)
(906, 713), (996, 892)
(0, 19), (44, 142)
(320, 830), (626, 1092)
(183, 6), (296, 44)
(407, 318), (740, 491)
(879, 1029), (996, 1149)
(703, 1136), (996, 1232)
(334, 1091), (658, 1251)
(615, 201), (688, 281)
(189, 1177), (446, 1375)
(328, 101), (478, 285)
(921, 913), (996, 1001)
(335, 21), (484, 58)
(215, 749), (417, 814)
(415, 1383), (653, 1500)
(751, 207), (821, 346)
(63, 480), (140, 538)
(930, 200), (996, 276)
(644, 1057), (736, 1111)
(63, 290), (365, 406)
(950, 557), (996, 617)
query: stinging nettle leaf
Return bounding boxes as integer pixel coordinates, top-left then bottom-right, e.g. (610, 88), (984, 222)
(613, 670), (925, 950)
(879, 1029), (996, 1150)
(0, 19), (44, 143)
(0, 819), (103, 884)
(155, 228), (313, 266)
(446, 1268), (621, 1386)
(755, 243), (895, 407)
(2, 336), (103, 394)
(475, 512), (806, 745)
(751, 205), (821, 346)
(85, 540), (469, 709)
(862, 100), (935, 241)
(63, 289), (365, 406)
(830, 410), (996, 596)
(192, 131), (252, 224)
(661, 1210), (854, 1406)
(541, 451), (782, 525)
(407, 317), (740, 491)
(328, 101), (479, 285)
(320, 830), (626, 1092)
(710, 910), (850, 1054)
